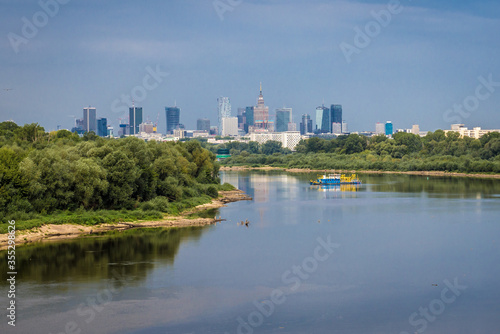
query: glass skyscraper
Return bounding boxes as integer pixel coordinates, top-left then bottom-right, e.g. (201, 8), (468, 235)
(166, 106), (180, 134)
(218, 97), (231, 136)
(97, 118), (107, 137)
(300, 114), (312, 135)
(275, 107), (292, 132)
(331, 105), (342, 132)
(385, 121), (393, 136)
(316, 106), (330, 133)
(197, 118), (210, 131)
(83, 107), (97, 133)
(129, 107), (143, 135)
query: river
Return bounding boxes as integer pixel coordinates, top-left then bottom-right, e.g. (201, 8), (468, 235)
(1, 171), (500, 333)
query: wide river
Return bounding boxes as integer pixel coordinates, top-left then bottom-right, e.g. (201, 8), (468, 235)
(1, 171), (500, 334)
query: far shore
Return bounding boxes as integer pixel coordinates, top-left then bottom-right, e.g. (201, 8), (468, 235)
(220, 166), (500, 179)
(0, 190), (252, 251)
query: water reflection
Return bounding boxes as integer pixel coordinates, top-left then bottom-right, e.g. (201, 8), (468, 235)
(223, 170), (500, 199)
(0, 227), (210, 285)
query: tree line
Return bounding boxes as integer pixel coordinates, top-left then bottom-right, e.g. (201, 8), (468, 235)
(0, 122), (225, 225)
(216, 131), (500, 173)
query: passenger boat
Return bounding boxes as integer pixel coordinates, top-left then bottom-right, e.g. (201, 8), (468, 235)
(310, 173), (361, 185)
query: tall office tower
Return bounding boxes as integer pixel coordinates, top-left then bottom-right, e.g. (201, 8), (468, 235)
(129, 106), (143, 135)
(375, 122), (385, 134)
(385, 121), (393, 136)
(332, 122), (342, 134)
(300, 114), (312, 135)
(83, 106), (97, 133)
(245, 106), (254, 132)
(412, 124), (420, 135)
(331, 105), (342, 133)
(237, 108), (246, 130)
(221, 117), (239, 136)
(253, 83), (271, 130)
(275, 107), (292, 132)
(218, 97), (231, 135)
(166, 106), (180, 134)
(316, 105), (330, 133)
(97, 118), (107, 137)
(197, 118), (211, 131)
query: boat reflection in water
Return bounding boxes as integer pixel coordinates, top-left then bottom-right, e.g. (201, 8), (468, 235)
(315, 183), (361, 192)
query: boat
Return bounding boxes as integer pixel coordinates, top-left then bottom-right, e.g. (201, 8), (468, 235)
(310, 173), (361, 185)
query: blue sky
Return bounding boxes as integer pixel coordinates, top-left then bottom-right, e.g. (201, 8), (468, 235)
(1, 0), (499, 134)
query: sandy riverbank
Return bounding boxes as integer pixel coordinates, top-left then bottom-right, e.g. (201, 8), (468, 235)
(220, 166), (500, 179)
(0, 190), (252, 251)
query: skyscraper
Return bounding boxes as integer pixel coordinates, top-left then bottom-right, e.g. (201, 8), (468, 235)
(218, 97), (231, 135)
(300, 114), (312, 135)
(375, 122), (385, 134)
(331, 105), (342, 132)
(385, 121), (393, 136)
(97, 118), (107, 137)
(129, 106), (143, 135)
(197, 118), (211, 131)
(275, 107), (292, 132)
(166, 106), (180, 134)
(83, 106), (97, 133)
(245, 106), (254, 133)
(316, 105), (330, 133)
(237, 108), (246, 130)
(253, 83), (272, 131)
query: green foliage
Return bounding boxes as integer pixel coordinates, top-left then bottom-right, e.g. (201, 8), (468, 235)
(220, 131), (500, 174)
(0, 122), (224, 230)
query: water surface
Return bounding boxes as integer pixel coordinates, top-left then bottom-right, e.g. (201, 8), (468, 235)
(1, 171), (500, 334)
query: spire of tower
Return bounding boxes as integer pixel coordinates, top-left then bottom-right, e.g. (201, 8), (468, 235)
(260, 82), (262, 95)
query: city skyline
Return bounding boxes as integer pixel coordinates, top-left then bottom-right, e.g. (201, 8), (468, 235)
(1, 1), (499, 133)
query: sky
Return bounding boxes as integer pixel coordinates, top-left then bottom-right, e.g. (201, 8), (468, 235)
(0, 0), (499, 134)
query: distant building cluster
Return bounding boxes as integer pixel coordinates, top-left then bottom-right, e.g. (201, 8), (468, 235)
(66, 83), (499, 150)
(445, 124), (500, 139)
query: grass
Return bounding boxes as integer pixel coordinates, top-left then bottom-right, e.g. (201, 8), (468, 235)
(0, 193), (223, 234)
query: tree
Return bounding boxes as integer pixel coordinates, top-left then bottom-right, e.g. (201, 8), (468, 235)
(262, 141), (283, 155)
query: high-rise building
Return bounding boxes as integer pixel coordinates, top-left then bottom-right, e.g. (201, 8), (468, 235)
(197, 118), (211, 131)
(412, 124), (420, 135)
(331, 105), (342, 132)
(166, 106), (180, 134)
(97, 118), (107, 137)
(300, 114), (312, 135)
(375, 122), (385, 135)
(245, 106), (254, 133)
(83, 107), (97, 133)
(221, 117), (239, 136)
(218, 97), (231, 135)
(385, 121), (393, 136)
(253, 83), (272, 131)
(275, 107), (292, 132)
(129, 107), (143, 135)
(316, 105), (330, 133)
(237, 108), (246, 130)
(288, 122), (297, 131)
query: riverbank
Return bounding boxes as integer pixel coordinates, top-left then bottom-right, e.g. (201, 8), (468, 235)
(0, 190), (251, 251)
(220, 166), (500, 179)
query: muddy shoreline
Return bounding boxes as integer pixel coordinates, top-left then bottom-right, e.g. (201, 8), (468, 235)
(0, 190), (252, 251)
(220, 166), (500, 179)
